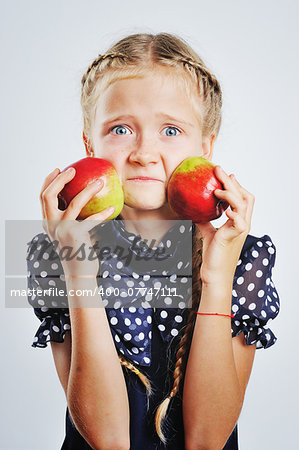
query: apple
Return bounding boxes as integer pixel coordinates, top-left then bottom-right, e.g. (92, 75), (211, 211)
(58, 157), (124, 220)
(167, 157), (229, 223)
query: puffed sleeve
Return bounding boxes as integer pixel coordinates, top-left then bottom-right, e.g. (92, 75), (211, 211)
(231, 234), (280, 349)
(26, 232), (71, 348)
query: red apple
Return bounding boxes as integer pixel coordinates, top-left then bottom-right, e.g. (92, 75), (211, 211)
(167, 157), (229, 223)
(58, 157), (124, 220)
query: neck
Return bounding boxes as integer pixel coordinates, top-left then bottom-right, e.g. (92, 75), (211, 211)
(119, 204), (178, 245)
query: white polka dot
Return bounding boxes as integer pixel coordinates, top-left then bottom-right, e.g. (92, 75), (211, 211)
(138, 332), (145, 340)
(261, 310), (267, 318)
(149, 331), (152, 339)
(256, 241), (263, 247)
(147, 315), (152, 324)
(114, 334), (120, 342)
(116, 261), (123, 269)
(166, 240), (171, 248)
(258, 290), (264, 298)
(111, 317), (118, 325)
(102, 270), (109, 278)
(266, 241), (272, 246)
(40, 271), (47, 278)
(127, 280), (134, 287)
(132, 272), (139, 279)
(242, 315), (250, 320)
(266, 334), (271, 341)
(252, 250), (259, 258)
(178, 302), (186, 309)
(154, 281), (162, 289)
(135, 318), (142, 325)
(124, 318), (131, 326)
(268, 247), (275, 255)
(179, 225), (185, 233)
(248, 303), (256, 310)
(143, 274), (150, 281)
(164, 297), (172, 305)
(114, 274), (121, 281)
(33, 261), (39, 268)
(181, 277), (188, 283)
(171, 328), (179, 336)
(170, 274), (177, 282)
(270, 305), (276, 312)
(38, 299), (45, 306)
(262, 258), (269, 266)
(256, 270), (263, 278)
(245, 263), (252, 271)
(48, 280), (56, 286)
(234, 320), (240, 326)
(248, 283), (255, 291)
(52, 325), (60, 332)
(232, 304), (239, 313)
(239, 297), (246, 305)
(143, 357), (150, 364)
(161, 310), (168, 319)
(232, 290), (237, 297)
(237, 259), (242, 266)
(266, 278), (271, 285)
(132, 347), (139, 354)
(237, 277), (244, 285)
(114, 301), (121, 309)
(124, 333), (132, 341)
(177, 261), (183, 269)
(43, 329), (50, 336)
(129, 307), (136, 313)
(43, 252), (49, 260)
(158, 324), (165, 331)
(41, 307), (48, 312)
(64, 324), (71, 330)
(175, 315), (183, 323)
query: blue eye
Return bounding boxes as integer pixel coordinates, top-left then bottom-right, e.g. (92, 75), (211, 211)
(162, 126), (181, 136)
(110, 125), (131, 135)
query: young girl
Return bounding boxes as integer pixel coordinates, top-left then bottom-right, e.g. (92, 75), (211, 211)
(27, 32), (280, 450)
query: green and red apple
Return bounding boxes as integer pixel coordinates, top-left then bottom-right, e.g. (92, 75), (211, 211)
(167, 157), (229, 223)
(58, 157), (124, 220)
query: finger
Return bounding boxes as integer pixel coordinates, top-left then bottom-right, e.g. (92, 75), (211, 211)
(214, 166), (239, 194)
(43, 168), (76, 220)
(214, 188), (246, 214)
(225, 208), (249, 234)
(63, 179), (104, 220)
(79, 206), (116, 233)
(40, 168), (60, 219)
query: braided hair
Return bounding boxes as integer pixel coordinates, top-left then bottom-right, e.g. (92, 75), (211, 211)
(80, 32), (222, 445)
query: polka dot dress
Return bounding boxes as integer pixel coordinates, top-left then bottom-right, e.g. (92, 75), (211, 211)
(27, 219), (280, 366)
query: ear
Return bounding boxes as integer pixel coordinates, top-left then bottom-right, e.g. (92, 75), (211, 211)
(83, 131), (94, 157)
(201, 134), (215, 161)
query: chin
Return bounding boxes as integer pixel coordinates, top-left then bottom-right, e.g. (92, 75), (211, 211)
(124, 191), (166, 210)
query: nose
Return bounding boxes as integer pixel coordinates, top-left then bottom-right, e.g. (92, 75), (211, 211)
(128, 136), (160, 166)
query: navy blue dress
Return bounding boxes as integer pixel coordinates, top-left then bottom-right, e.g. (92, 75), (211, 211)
(26, 218), (280, 449)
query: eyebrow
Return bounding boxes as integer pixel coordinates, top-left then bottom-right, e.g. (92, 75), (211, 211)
(102, 113), (195, 128)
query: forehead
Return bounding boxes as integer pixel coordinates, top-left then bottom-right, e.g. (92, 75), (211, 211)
(94, 67), (201, 121)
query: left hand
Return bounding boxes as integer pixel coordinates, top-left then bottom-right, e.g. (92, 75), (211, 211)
(195, 166), (255, 285)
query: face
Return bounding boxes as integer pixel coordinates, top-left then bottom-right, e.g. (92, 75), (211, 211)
(89, 68), (214, 217)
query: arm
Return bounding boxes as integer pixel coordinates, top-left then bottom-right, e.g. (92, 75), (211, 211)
(39, 167), (130, 450)
(183, 166), (256, 450)
(65, 276), (130, 450)
(183, 280), (256, 450)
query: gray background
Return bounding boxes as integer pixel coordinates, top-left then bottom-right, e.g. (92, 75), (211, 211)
(1, 0), (298, 448)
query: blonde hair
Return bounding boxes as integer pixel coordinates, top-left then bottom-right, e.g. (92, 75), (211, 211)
(81, 32), (222, 445)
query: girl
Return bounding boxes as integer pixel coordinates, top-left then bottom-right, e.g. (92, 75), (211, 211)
(27, 33), (280, 449)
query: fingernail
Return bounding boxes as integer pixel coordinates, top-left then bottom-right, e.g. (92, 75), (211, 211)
(66, 167), (75, 173)
(106, 206), (115, 213)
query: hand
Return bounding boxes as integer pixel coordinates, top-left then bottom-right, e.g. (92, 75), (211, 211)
(40, 167), (115, 277)
(195, 166), (255, 285)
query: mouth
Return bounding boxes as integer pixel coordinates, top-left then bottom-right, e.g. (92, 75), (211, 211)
(127, 177), (163, 182)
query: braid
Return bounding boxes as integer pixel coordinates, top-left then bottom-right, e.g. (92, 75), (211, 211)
(81, 52), (127, 88)
(153, 225), (203, 445)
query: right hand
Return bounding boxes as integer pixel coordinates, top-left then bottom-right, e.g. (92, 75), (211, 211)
(40, 167), (115, 277)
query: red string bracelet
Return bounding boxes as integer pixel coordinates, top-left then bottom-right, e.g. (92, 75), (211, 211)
(196, 312), (235, 318)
